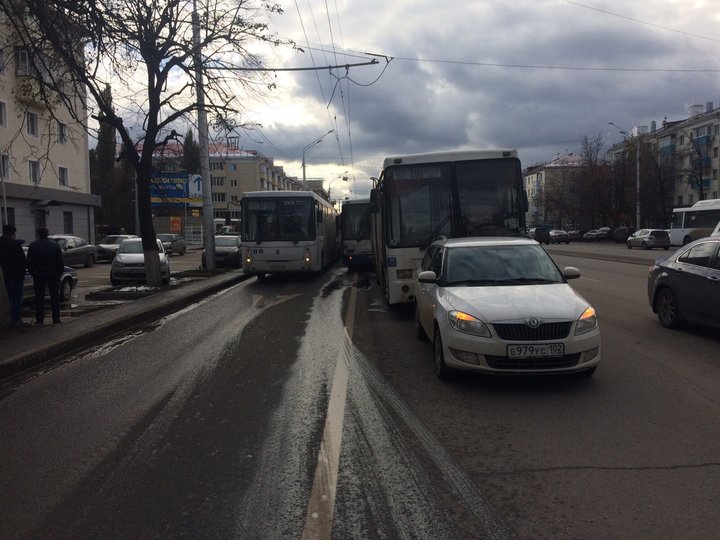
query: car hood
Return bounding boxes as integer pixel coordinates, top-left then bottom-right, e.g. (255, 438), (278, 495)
(441, 283), (590, 323)
(115, 253), (167, 264)
(215, 246), (239, 254)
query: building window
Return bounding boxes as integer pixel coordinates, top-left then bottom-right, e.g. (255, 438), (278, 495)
(689, 194), (694, 205)
(211, 176), (225, 187)
(16, 49), (30, 75)
(230, 179), (238, 187)
(678, 195), (683, 206)
(26, 112), (38, 136)
(230, 194), (238, 201)
(63, 211), (73, 234)
(4, 207), (15, 226)
(211, 161), (225, 171)
(0, 101), (6, 127)
(29, 160), (40, 183)
(715, 147), (719, 158)
(57, 121), (67, 144)
(0, 154), (8, 179)
(59, 166), (69, 186)
(212, 192), (226, 202)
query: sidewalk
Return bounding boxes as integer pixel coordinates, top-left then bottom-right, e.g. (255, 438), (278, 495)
(0, 271), (250, 380)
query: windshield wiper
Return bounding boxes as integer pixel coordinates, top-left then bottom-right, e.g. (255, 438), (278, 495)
(420, 215), (450, 249)
(495, 277), (558, 284)
(446, 279), (501, 286)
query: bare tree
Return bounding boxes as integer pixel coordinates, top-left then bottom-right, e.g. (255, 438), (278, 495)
(1, 0), (292, 285)
(675, 132), (711, 203)
(577, 133), (611, 228)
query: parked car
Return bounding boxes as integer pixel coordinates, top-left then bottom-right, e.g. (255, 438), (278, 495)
(568, 228), (586, 241)
(110, 238), (170, 286)
(202, 235), (241, 268)
(583, 230), (598, 241)
(49, 235), (98, 267)
(529, 225), (552, 244)
(415, 237), (601, 379)
(626, 229), (670, 250)
(23, 265), (78, 303)
(594, 227), (614, 241)
(549, 229), (570, 244)
(648, 237), (720, 330)
(613, 227), (636, 243)
(95, 234), (138, 262)
(157, 233), (187, 256)
(711, 221), (720, 237)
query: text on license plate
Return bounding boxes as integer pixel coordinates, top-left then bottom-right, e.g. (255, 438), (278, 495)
(507, 343), (564, 358)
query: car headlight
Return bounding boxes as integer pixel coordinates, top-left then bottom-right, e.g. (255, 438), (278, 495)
(575, 306), (598, 335)
(448, 310), (491, 338)
(113, 261), (125, 268)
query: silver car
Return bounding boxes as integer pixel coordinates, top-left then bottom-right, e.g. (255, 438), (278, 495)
(626, 229), (670, 250)
(110, 238), (171, 286)
(95, 234), (139, 262)
(157, 233), (187, 256)
(415, 237), (601, 380)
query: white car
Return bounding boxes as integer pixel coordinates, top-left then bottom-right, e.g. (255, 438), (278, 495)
(110, 238), (171, 286)
(415, 237), (601, 380)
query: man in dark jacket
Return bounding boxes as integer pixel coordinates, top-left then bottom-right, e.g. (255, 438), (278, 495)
(26, 227), (65, 324)
(0, 224), (27, 326)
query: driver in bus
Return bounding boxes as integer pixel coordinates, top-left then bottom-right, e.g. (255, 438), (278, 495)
(284, 215), (306, 240)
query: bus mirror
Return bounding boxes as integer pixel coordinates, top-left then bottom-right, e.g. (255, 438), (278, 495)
(370, 188), (379, 212)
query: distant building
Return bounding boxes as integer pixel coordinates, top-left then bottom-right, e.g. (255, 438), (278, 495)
(0, 10), (100, 242)
(523, 154), (584, 227)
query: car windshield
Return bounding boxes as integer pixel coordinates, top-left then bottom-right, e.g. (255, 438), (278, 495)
(445, 244), (564, 285)
(118, 241), (143, 254)
(51, 238), (67, 248)
(215, 237), (239, 247)
(157, 234), (173, 241)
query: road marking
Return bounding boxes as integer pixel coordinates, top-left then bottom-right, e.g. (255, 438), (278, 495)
(251, 293), (302, 309)
(301, 275), (357, 539)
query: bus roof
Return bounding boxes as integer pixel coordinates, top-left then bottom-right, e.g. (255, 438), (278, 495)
(381, 149), (518, 169)
(241, 190), (335, 208)
(673, 198), (720, 212)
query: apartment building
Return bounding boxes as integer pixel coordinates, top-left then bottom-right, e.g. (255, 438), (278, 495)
(0, 8), (99, 242)
(523, 153), (584, 227)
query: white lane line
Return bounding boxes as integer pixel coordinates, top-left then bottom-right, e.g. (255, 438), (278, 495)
(301, 277), (357, 539)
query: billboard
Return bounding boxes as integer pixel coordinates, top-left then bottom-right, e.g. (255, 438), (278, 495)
(149, 172), (202, 207)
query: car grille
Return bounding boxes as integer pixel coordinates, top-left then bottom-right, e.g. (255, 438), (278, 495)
(492, 322), (572, 341)
(485, 353), (581, 370)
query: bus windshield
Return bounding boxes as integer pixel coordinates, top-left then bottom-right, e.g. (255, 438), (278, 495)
(383, 158), (524, 248)
(242, 198), (315, 242)
(341, 203), (372, 241)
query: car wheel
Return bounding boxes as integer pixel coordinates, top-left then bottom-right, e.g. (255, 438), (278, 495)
(415, 306), (427, 341)
(60, 278), (73, 302)
(85, 254), (95, 267)
(627, 242), (632, 249)
(642, 241), (649, 250)
(433, 328), (456, 381)
(655, 288), (684, 329)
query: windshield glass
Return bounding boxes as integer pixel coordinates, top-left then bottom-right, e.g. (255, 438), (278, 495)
(215, 237), (239, 247)
(384, 163), (453, 248)
(118, 241), (143, 254)
(99, 236), (125, 244)
(341, 203), (371, 240)
(445, 244), (563, 285)
(242, 198), (315, 242)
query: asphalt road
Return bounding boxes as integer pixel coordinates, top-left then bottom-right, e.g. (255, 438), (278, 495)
(2, 242), (719, 539)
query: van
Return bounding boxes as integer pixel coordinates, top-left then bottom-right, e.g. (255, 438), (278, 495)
(614, 227), (635, 243)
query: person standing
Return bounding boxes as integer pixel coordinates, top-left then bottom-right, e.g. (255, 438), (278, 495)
(0, 224), (27, 326)
(26, 227), (64, 325)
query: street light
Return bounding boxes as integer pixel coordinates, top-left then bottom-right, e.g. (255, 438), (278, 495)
(302, 129), (334, 190)
(328, 171), (348, 202)
(609, 121), (641, 230)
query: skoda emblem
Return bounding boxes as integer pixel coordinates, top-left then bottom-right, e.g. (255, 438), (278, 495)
(527, 317), (540, 329)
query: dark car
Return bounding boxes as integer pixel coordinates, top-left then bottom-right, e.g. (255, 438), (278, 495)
(202, 235), (241, 268)
(529, 225), (552, 244)
(613, 226), (636, 243)
(23, 265), (79, 303)
(594, 227), (614, 241)
(568, 228), (586, 241)
(49, 235), (98, 267)
(95, 234), (138, 262)
(648, 237), (720, 330)
(157, 233), (187, 256)
(549, 229), (570, 244)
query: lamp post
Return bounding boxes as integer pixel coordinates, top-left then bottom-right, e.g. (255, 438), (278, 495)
(609, 121), (641, 230)
(302, 130), (334, 189)
(328, 171), (348, 203)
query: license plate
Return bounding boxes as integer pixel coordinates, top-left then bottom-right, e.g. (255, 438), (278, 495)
(269, 264), (287, 270)
(507, 343), (564, 358)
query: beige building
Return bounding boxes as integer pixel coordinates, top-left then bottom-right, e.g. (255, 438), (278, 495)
(0, 9), (99, 242)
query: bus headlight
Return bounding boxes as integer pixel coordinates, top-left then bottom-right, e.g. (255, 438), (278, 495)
(244, 249), (252, 265)
(304, 249), (311, 264)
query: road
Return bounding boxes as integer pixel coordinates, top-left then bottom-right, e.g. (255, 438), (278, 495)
(2, 242), (720, 539)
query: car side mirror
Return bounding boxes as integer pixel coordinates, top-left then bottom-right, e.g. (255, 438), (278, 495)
(563, 266), (581, 280)
(417, 270), (438, 283)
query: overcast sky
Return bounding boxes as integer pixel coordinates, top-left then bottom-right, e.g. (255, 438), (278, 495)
(231, 0), (720, 200)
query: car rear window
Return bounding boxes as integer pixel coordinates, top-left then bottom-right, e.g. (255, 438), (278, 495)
(651, 230), (668, 238)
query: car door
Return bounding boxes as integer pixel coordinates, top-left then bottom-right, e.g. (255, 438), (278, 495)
(417, 246), (443, 335)
(700, 240), (720, 323)
(63, 237), (80, 266)
(674, 241), (717, 322)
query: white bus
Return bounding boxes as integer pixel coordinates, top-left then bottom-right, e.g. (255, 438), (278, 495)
(340, 199), (373, 271)
(371, 149), (527, 304)
(669, 198), (720, 246)
(240, 191), (338, 279)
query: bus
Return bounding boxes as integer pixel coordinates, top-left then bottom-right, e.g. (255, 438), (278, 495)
(340, 199), (373, 271)
(669, 198), (720, 246)
(240, 190), (338, 279)
(370, 149), (527, 304)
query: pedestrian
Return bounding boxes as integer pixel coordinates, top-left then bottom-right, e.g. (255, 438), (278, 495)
(26, 227), (65, 325)
(0, 224), (28, 326)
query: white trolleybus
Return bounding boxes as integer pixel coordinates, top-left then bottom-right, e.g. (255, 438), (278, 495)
(340, 199), (373, 271)
(240, 191), (338, 279)
(370, 149), (528, 304)
(669, 198), (720, 246)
